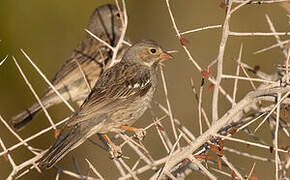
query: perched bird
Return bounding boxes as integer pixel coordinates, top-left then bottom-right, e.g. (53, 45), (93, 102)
(38, 40), (173, 168)
(12, 4), (127, 130)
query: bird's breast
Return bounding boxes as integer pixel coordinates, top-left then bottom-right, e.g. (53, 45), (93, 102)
(98, 86), (155, 134)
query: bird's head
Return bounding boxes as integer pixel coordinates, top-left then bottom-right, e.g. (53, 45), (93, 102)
(124, 40), (173, 68)
(88, 4), (123, 45)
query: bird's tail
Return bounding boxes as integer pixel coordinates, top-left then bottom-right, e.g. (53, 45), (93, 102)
(38, 125), (87, 169)
(11, 102), (42, 130)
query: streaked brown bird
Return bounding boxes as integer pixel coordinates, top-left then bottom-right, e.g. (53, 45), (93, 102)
(38, 40), (173, 168)
(12, 4), (127, 130)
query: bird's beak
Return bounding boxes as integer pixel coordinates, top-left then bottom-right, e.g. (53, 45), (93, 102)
(160, 52), (173, 61)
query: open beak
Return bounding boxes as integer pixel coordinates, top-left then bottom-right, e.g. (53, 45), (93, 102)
(160, 52), (173, 61)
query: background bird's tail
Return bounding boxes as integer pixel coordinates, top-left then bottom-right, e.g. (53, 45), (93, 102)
(11, 102), (42, 130)
(38, 125), (87, 169)
(11, 92), (62, 130)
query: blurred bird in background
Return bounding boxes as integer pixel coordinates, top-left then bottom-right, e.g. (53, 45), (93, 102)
(12, 4), (128, 130)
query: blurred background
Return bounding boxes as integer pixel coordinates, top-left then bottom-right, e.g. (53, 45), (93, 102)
(0, 0), (289, 179)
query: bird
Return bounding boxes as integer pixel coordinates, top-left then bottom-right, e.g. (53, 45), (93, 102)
(38, 40), (173, 169)
(11, 4), (128, 130)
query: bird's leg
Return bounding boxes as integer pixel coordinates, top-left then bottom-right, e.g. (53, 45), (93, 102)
(102, 134), (122, 159)
(120, 125), (146, 141)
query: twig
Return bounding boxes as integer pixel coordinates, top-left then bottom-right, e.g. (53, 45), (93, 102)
(212, 0), (233, 122)
(12, 56), (56, 130)
(0, 137), (16, 170)
(157, 103), (196, 141)
(233, 0), (290, 4)
(160, 65), (178, 147)
(229, 31), (290, 36)
(222, 74), (276, 84)
(118, 159), (139, 180)
(20, 49), (75, 112)
(85, 159), (104, 180)
(221, 155), (244, 180)
(286, 47), (290, 84)
(247, 162), (256, 179)
(231, 0), (256, 14)
(265, 14), (288, 57)
(224, 147), (274, 163)
(180, 24), (222, 35)
(190, 80), (211, 128)
(198, 84), (204, 135)
(113, 159), (126, 178)
(240, 64), (257, 90)
(84, 29), (114, 50)
(0, 117), (69, 157)
(190, 157), (217, 180)
(232, 44), (243, 106)
(217, 135), (289, 153)
(119, 156), (169, 180)
(151, 112), (170, 153)
(155, 133), (182, 180)
(254, 91), (290, 132)
(274, 93), (281, 180)
(111, 0), (128, 64)
(0, 115), (38, 155)
(254, 40), (290, 54)
(237, 112), (266, 132)
(119, 134), (154, 166)
(60, 168), (97, 180)
(74, 59), (91, 92)
(0, 55), (8, 67)
(211, 167), (238, 179)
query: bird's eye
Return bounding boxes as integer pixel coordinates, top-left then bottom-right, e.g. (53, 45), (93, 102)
(150, 48), (157, 54)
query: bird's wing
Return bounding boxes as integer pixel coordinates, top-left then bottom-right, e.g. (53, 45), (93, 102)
(66, 62), (152, 126)
(50, 37), (110, 87)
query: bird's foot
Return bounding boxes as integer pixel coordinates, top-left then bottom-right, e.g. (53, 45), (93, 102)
(108, 142), (123, 159)
(119, 125), (146, 141)
(133, 128), (146, 141)
(101, 134), (123, 159)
